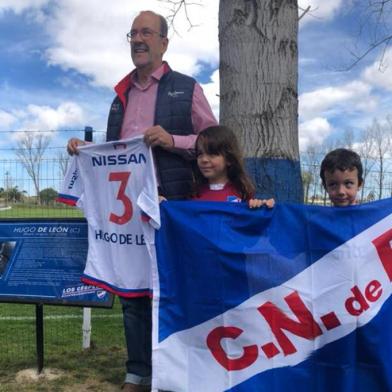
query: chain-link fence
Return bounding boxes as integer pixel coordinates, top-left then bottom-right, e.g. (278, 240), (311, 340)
(0, 300), (124, 371)
(0, 129), (126, 380)
(1, 128), (392, 376)
(301, 162), (392, 206)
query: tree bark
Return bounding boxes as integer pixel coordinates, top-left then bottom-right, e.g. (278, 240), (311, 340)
(219, 0), (302, 201)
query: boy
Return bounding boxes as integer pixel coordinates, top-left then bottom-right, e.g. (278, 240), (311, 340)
(320, 148), (363, 207)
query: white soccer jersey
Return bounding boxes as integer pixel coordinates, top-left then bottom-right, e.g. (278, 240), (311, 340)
(58, 137), (160, 297)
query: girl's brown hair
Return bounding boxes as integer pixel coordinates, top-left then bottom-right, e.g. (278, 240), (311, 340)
(194, 125), (255, 201)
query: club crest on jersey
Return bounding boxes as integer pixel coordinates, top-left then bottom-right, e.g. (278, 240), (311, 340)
(227, 195), (241, 202)
(91, 153), (147, 167)
(113, 143), (127, 150)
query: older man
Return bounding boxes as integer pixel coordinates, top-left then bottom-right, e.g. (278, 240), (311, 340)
(68, 10), (216, 392)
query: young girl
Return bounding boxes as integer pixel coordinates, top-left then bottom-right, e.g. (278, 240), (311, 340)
(193, 125), (274, 208)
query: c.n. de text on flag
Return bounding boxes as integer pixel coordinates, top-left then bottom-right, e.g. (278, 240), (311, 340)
(152, 199), (392, 392)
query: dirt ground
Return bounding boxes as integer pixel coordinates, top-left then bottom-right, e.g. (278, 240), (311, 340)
(10, 368), (121, 392)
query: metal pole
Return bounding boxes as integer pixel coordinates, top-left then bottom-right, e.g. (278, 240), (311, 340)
(82, 126), (93, 349)
(35, 303), (44, 374)
(84, 126), (93, 142)
(82, 307), (92, 349)
(82, 127), (93, 349)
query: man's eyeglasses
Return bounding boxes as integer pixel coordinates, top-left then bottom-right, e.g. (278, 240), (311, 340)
(126, 28), (164, 42)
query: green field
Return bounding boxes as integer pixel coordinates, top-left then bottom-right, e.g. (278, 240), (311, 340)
(0, 204), (83, 219)
(0, 299), (125, 391)
(0, 205), (127, 391)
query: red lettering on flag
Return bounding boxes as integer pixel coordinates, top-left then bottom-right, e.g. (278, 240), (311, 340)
(345, 285), (369, 316)
(258, 291), (323, 356)
(320, 312), (341, 330)
(261, 342), (280, 359)
(206, 326), (258, 371)
(372, 229), (392, 282)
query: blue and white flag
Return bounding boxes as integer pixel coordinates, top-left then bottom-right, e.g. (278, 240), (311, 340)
(152, 199), (392, 392)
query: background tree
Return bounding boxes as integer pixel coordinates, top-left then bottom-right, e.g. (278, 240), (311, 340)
(342, 129), (354, 150)
(301, 170), (312, 203)
(219, 0), (301, 201)
(3, 171), (14, 190)
(39, 187), (58, 205)
(369, 118), (391, 199)
(347, 0), (392, 69)
(166, 0), (302, 202)
(302, 143), (330, 204)
(15, 132), (51, 204)
(58, 151), (70, 177)
(4, 186), (25, 203)
(357, 126), (376, 202)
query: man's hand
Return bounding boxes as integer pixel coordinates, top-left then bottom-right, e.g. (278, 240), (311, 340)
(144, 126), (174, 149)
(67, 138), (86, 155)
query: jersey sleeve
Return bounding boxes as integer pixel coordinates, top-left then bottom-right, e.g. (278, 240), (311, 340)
(137, 190), (160, 229)
(56, 157), (84, 207)
(137, 149), (161, 230)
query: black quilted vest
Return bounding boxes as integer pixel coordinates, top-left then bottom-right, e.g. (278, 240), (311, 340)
(106, 70), (196, 199)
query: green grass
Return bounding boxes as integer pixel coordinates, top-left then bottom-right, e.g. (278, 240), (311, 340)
(0, 203), (83, 219)
(0, 204), (127, 390)
(0, 299), (126, 391)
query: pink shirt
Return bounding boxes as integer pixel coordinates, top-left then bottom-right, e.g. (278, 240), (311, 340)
(120, 64), (217, 149)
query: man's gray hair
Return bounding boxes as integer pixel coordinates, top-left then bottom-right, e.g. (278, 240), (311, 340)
(137, 11), (168, 38)
(158, 14), (168, 38)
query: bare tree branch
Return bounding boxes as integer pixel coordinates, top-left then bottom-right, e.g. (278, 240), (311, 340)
(298, 5), (311, 21)
(344, 34), (392, 71)
(159, 0), (202, 35)
(344, 0), (392, 70)
(58, 151), (70, 177)
(15, 132), (51, 204)
(358, 126), (376, 202)
(368, 118), (392, 199)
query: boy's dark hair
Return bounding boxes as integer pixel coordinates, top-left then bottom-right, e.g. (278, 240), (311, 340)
(320, 148), (363, 187)
(194, 125), (255, 200)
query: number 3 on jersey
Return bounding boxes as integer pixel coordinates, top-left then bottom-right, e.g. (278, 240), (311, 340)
(109, 172), (133, 225)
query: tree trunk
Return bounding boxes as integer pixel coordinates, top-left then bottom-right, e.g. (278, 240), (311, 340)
(378, 155), (383, 200)
(219, 0), (302, 202)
